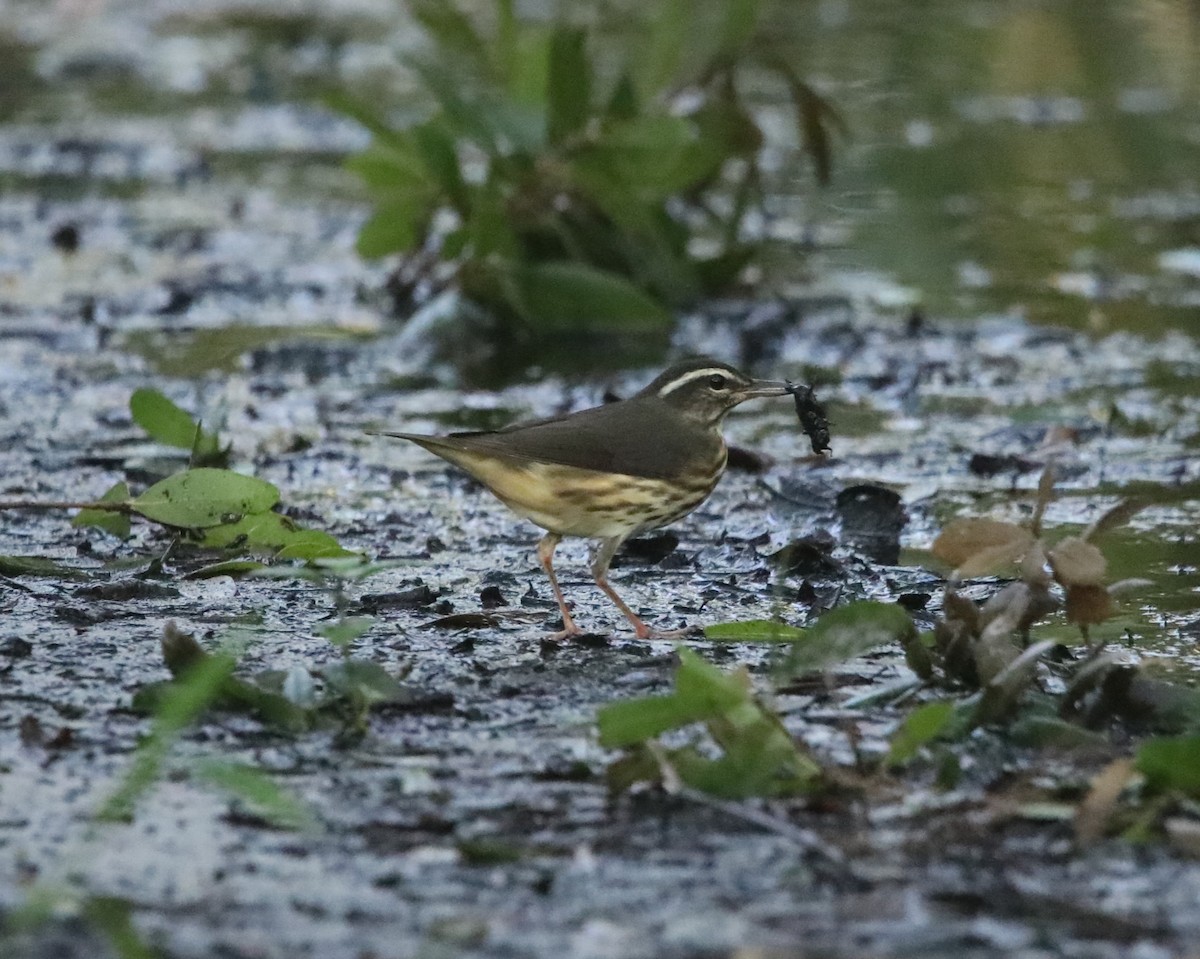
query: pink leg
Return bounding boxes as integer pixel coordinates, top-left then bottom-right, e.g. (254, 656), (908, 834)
(590, 537), (694, 639)
(538, 533), (583, 639)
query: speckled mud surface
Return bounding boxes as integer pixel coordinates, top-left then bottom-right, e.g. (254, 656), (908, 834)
(3, 2), (1200, 958)
(5, 285), (1200, 959)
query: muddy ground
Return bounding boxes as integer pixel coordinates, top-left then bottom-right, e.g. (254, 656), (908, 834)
(3, 278), (1199, 959)
(3, 2), (1200, 958)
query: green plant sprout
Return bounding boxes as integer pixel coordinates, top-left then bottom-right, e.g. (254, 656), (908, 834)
(0, 388), (352, 567)
(335, 0), (842, 332)
(599, 646), (823, 799)
(102, 623), (315, 828)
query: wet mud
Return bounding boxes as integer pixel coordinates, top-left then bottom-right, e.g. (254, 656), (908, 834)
(2, 2), (1200, 958)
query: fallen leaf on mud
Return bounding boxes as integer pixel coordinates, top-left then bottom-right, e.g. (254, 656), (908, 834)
(932, 518), (1034, 576)
(1048, 537), (1107, 587)
(423, 612), (502, 630)
(704, 620), (805, 642)
(1075, 757), (1136, 844)
(1065, 584), (1113, 626)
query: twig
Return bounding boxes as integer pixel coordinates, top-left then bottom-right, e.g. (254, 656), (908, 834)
(0, 500), (132, 513)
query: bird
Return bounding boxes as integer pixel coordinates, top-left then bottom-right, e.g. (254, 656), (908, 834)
(372, 358), (791, 639)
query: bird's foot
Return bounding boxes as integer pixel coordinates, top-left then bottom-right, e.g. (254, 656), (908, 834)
(546, 625), (586, 642)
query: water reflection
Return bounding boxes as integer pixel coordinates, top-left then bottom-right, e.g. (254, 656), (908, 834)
(784, 0), (1200, 336)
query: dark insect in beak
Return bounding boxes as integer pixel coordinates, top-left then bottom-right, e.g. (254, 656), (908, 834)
(786, 382), (832, 455)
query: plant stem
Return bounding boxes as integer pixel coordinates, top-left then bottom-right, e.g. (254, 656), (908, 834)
(0, 500), (133, 513)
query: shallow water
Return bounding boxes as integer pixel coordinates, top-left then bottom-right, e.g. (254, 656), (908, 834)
(1, 2), (1199, 958)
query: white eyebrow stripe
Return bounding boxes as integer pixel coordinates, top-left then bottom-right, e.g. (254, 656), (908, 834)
(655, 368), (738, 397)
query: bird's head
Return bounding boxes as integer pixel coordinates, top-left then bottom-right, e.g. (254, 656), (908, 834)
(638, 358), (790, 427)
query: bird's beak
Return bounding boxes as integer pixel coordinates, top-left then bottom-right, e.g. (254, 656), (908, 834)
(738, 379), (792, 400)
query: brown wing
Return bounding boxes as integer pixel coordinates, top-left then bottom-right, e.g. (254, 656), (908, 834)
(405, 399), (715, 481)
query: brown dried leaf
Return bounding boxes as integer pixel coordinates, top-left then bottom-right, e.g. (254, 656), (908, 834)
(975, 589), (1027, 685)
(1060, 652), (1123, 719)
(1020, 540), (1051, 586)
(161, 621), (208, 677)
(979, 582), (1027, 632)
(934, 618), (977, 684)
(981, 580), (1059, 636)
(1083, 497), (1148, 542)
(983, 639), (1056, 716)
(1074, 758), (1135, 845)
(1065, 584), (1113, 627)
(941, 588), (981, 632)
(1048, 536), (1107, 587)
(933, 519), (1034, 577)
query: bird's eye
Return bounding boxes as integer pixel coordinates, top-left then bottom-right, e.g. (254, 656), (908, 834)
(707, 374), (729, 390)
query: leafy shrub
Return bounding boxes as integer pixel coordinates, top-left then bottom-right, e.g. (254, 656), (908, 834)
(334, 0), (840, 333)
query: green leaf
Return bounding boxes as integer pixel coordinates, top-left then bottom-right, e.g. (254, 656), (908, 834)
(674, 647), (752, 714)
(606, 71), (639, 120)
(274, 531), (357, 561)
(458, 838), (524, 865)
(129, 389), (224, 464)
(599, 647), (820, 798)
(356, 195), (432, 258)
(82, 897), (160, 959)
(598, 693), (708, 749)
(547, 26), (590, 145)
(99, 636), (243, 821)
(318, 616), (375, 651)
(504, 24), (553, 106)
(633, 0), (688, 95)
(192, 759), (316, 831)
(323, 659), (408, 706)
(573, 115), (723, 199)
(886, 700), (955, 767)
(199, 511), (352, 560)
(465, 180), (520, 259)
(673, 720), (814, 798)
(129, 388), (200, 448)
(1008, 716), (1109, 749)
(703, 619), (805, 642)
(0, 554), (85, 578)
(781, 601), (914, 676)
(633, 0), (762, 93)
(347, 141), (438, 258)
(411, 119), (468, 211)
(130, 469), (279, 529)
(72, 481), (131, 538)
(406, 55), (545, 154)
(1137, 735), (1200, 796)
(345, 142), (429, 193)
(598, 648), (745, 747)
(716, 0), (766, 57)
(321, 90), (410, 151)
(496, 0), (517, 83)
(501, 260), (672, 331)
(410, 0), (491, 73)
